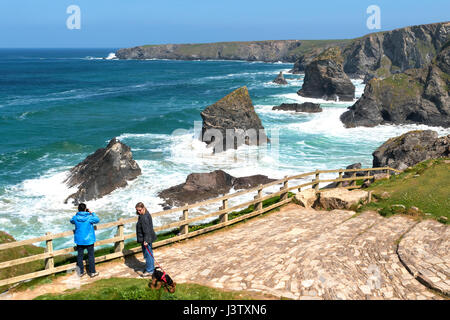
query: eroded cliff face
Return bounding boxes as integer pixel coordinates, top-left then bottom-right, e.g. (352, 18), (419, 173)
(340, 42), (450, 128)
(116, 40), (303, 62)
(291, 22), (450, 78)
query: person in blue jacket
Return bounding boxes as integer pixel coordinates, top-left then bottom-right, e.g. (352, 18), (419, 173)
(70, 203), (100, 278)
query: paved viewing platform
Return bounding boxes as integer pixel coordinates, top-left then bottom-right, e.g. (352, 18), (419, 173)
(2, 203), (448, 300)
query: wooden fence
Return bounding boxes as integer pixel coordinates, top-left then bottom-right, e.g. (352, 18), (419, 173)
(0, 166), (400, 287)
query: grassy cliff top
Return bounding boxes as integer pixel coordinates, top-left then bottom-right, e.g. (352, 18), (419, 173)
(314, 46), (344, 63)
(358, 158), (450, 223)
(139, 39), (352, 59)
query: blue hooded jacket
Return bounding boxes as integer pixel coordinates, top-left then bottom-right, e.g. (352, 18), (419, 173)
(70, 211), (100, 245)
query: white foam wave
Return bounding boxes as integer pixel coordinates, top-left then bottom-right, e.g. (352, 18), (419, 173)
(274, 93), (356, 105)
(84, 56), (104, 60)
(285, 107), (450, 142)
(351, 79), (365, 98)
(202, 70), (285, 81)
(105, 53), (117, 60)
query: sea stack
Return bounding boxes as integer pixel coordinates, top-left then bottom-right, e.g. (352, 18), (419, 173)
(273, 71), (288, 85)
(297, 47), (355, 101)
(200, 86), (269, 152)
(64, 138), (142, 204)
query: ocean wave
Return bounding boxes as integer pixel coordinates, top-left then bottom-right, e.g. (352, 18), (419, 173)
(201, 69), (288, 81)
(105, 52), (117, 60)
(0, 82), (161, 108)
(273, 93), (356, 105)
(284, 107), (450, 141)
(351, 79), (365, 98)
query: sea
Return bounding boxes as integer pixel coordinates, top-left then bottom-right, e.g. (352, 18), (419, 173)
(0, 48), (448, 249)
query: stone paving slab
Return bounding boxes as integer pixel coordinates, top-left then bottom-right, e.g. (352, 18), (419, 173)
(397, 219), (450, 296)
(2, 203), (446, 300)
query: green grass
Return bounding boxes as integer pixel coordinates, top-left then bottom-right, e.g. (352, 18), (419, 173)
(315, 46), (344, 64)
(0, 231), (75, 293)
(357, 158), (450, 223)
(376, 73), (424, 100)
(287, 39), (351, 56)
(33, 278), (276, 300)
(142, 39), (352, 61)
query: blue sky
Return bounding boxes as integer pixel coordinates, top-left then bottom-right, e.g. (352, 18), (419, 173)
(0, 0), (448, 48)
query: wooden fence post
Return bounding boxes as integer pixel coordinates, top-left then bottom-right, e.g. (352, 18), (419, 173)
(313, 170), (320, 191)
(44, 232), (54, 270)
(220, 199), (228, 223)
(256, 186), (263, 211)
(350, 171), (357, 187)
(337, 171), (343, 188)
(114, 218), (124, 254)
(180, 205), (189, 235)
(281, 177), (289, 201)
(365, 169), (372, 185)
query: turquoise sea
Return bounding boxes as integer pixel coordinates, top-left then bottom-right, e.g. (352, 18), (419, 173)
(1, 48), (448, 248)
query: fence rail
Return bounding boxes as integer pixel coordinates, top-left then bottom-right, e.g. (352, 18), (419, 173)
(0, 166), (400, 287)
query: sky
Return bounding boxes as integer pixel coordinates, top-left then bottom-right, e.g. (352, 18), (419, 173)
(0, 0), (448, 48)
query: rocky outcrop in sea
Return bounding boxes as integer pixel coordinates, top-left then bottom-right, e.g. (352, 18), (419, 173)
(200, 86), (269, 152)
(272, 102), (322, 113)
(64, 138), (142, 204)
(340, 42), (450, 128)
(157, 170), (276, 208)
(273, 71), (288, 85)
(372, 130), (450, 170)
(297, 47), (355, 101)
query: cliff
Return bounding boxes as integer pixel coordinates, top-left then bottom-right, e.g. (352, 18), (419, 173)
(116, 39), (350, 63)
(340, 41), (450, 128)
(292, 22), (450, 78)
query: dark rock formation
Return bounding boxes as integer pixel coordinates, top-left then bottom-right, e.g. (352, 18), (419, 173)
(157, 170), (276, 208)
(200, 86), (269, 152)
(116, 40), (303, 62)
(372, 130), (450, 170)
(290, 47), (333, 74)
(273, 71), (288, 85)
(272, 102), (322, 113)
(297, 47), (355, 101)
(323, 163), (369, 189)
(291, 22), (450, 78)
(341, 42), (450, 128)
(64, 138), (142, 204)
